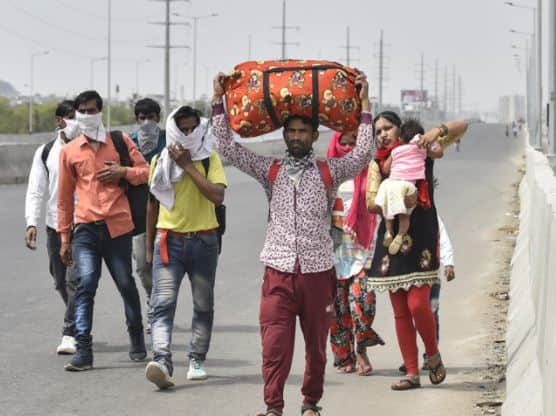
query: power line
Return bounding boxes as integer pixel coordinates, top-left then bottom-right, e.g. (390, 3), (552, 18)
(6, 0), (151, 44)
(0, 23), (95, 60)
(51, 0), (153, 23)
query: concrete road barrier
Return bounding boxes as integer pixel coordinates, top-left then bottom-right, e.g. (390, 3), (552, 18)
(503, 145), (556, 415)
(0, 129), (335, 185)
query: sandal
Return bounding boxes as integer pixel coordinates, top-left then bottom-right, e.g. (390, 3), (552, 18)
(388, 234), (404, 255)
(335, 363), (356, 374)
(355, 351), (373, 376)
(427, 353), (446, 385)
(390, 375), (421, 391)
(301, 404), (322, 416)
(383, 230), (394, 247)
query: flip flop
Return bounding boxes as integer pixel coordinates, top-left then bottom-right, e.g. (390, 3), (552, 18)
(427, 353), (447, 385)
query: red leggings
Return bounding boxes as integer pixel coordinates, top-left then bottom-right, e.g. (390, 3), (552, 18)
(389, 285), (438, 375)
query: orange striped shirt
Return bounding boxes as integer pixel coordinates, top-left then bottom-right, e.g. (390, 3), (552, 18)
(57, 132), (149, 243)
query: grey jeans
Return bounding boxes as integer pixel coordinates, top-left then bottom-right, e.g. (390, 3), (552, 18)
(151, 230), (219, 371)
(132, 233), (153, 298)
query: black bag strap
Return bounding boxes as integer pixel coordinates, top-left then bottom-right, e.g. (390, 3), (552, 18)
(201, 157), (210, 177)
(311, 68), (320, 126)
(41, 139), (56, 177)
(263, 71), (281, 130)
(262, 66), (328, 132)
(110, 130), (132, 167)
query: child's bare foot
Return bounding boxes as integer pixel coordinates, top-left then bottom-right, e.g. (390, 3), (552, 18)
(383, 230), (394, 247)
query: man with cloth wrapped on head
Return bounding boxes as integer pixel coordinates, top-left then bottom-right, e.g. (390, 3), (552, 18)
(211, 71), (375, 416)
(145, 105), (227, 389)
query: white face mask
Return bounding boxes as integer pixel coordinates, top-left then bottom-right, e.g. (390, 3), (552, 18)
(61, 119), (80, 141)
(76, 111), (106, 143)
(137, 119), (161, 154)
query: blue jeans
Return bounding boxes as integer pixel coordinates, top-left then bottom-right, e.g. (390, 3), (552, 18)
(151, 230), (219, 372)
(429, 283), (441, 344)
(72, 223), (143, 340)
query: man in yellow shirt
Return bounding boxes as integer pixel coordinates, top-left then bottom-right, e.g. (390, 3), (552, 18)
(144, 106), (227, 389)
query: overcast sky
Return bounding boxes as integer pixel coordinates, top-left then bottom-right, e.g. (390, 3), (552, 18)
(0, 0), (549, 112)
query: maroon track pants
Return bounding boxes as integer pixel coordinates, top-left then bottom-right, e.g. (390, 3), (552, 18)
(259, 266), (337, 412)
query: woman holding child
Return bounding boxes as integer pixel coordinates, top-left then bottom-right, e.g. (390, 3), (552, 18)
(365, 111), (467, 390)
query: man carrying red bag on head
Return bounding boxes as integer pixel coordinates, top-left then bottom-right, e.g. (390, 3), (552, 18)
(211, 69), (376, 416)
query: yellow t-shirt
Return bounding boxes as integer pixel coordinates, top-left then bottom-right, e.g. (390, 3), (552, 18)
(149, 150), (227, 233)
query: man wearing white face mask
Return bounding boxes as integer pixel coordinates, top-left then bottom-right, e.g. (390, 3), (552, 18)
(144, 106), (227, 389)
(129, 98), (166, 325)
(25, 100), (79, 355)
(58, 90), (150, 371)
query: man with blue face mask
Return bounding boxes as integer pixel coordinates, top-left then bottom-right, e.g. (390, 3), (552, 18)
(57, 90), (150, 371)
(25, 100), (79, 355)
(129, 98), (166, 327)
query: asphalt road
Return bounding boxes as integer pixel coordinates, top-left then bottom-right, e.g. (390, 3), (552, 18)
(0, 123), (523, 416)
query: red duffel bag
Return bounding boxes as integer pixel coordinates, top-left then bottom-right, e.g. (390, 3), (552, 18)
(223, 60), (361, 138)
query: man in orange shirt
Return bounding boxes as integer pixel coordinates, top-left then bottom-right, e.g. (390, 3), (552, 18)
(57, 90), (149, 371)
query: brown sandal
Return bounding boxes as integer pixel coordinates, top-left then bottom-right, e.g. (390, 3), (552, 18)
(391, 375), (421, 391)
(427, 353), (446, 385)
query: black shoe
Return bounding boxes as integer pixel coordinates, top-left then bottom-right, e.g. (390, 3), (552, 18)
(398, 363), (407, 374)
(65, 336), (93, 371)
(129, 328), (147, 361)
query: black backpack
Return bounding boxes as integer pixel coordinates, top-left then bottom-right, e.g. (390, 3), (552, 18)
(111, 131), (149, 236)
(201, 157), (226, 254)
(41, 139), (57, 177)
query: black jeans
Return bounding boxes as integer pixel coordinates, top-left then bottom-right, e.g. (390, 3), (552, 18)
(46, 227), (77, 337)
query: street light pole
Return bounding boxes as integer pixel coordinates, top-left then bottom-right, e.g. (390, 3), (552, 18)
(107, 0), (112, 131)
(190, 13), (218, 103)
(506, 1), (541, 148)
(193, 16), (198, 102)
(536, 0), (542, 149)
(29, 51), (49, 134)
(548, 0), (556, 163)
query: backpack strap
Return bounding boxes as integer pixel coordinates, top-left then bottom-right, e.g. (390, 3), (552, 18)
(316, 159), (333, 196)
(267, 159), (281, 186)
(201, 157), (210, 177)
(110, 130), (132, 167)
(267, 159), (332, 194)
(41, 139), (56, 177)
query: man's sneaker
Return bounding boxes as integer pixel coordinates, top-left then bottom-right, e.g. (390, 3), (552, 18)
(187, 358), (208, 380)
(145, 361), (174, 389)
(64, 336), (93, 371)
(56, 336), (76, 355)
(129, 328), (147, 361)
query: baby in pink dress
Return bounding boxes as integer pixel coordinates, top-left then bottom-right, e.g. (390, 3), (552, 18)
(375, 119), (439, 255)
